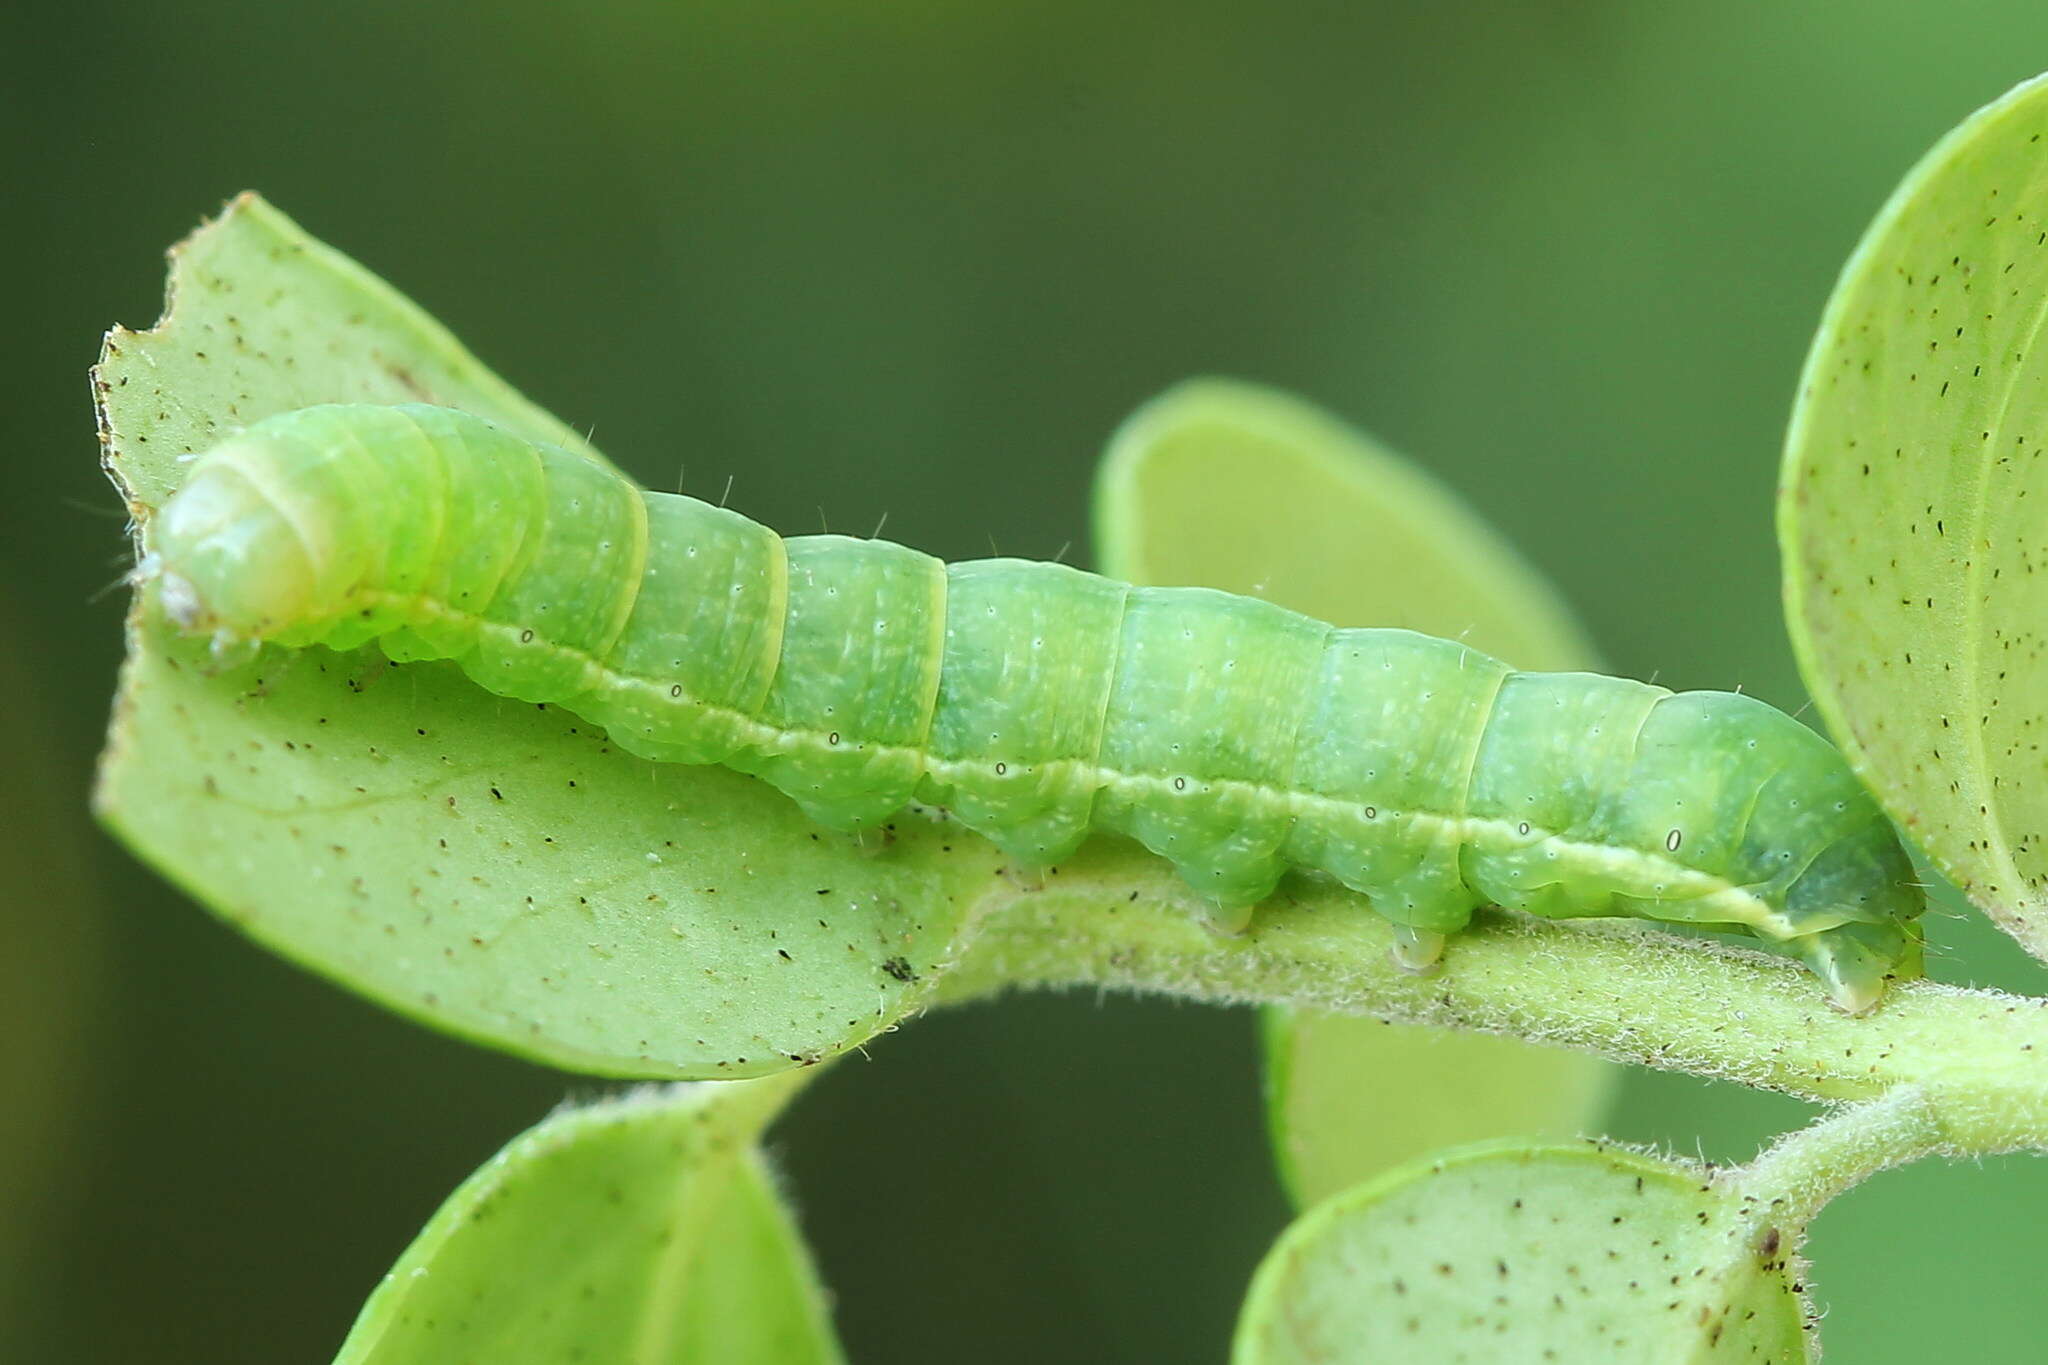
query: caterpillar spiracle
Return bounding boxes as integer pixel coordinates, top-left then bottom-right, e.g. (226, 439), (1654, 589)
(144, 403), (1926, 1013)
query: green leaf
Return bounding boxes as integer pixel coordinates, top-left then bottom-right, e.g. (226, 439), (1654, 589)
(1257, 1011), (1619, 1211)
(1233, 1141), (1813, 1365)
(1093, 379), (1597, 662)
(93, 195), (999, 1078)
(1093, 377), (1616, 1206)
(1782, 73), (2048, 962)
(334, 1072), (844, 1365)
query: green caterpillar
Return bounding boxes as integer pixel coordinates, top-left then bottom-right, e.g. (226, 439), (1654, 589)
(143, 403), (1926, 1012)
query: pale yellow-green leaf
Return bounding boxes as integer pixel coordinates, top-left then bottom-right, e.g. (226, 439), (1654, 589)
(1783, 73), (2048, 963)
(1233, 1141), (1813, 1365)
(334, 1072), (843, 1365)
(1257, 1010), (1619, 1210)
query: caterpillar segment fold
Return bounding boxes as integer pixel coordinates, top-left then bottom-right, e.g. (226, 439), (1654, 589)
(145, 404), (1929, 1013)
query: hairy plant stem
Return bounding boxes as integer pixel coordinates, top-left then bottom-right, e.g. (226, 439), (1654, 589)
(936, 842), (2048, 1159)
(1727, 1087), (1947, 1232)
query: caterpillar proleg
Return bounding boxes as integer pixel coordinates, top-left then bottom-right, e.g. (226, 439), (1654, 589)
(144, 403), (1926, 1012)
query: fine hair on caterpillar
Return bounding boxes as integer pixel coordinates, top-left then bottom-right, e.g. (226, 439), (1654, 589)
(143, 402), (1928, 1013)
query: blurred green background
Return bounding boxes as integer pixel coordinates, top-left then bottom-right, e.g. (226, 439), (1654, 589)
(10, 2), (2048, 1360)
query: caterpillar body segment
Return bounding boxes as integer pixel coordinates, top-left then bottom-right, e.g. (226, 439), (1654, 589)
(147, 404), (1927, 1012)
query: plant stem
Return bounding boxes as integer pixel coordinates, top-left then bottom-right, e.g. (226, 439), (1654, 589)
(937, 843), (2048, 1155)
(1728, 1087), (1947, 1232)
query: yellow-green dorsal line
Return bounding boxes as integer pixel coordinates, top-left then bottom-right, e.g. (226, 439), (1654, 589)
(312, 587), (1828, 946)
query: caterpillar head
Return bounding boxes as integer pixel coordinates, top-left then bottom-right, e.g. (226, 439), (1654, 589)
(147, 441), (328, 647)
(1778, 815), (1926, 1013)
(1792, 917), (1924, 1016)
